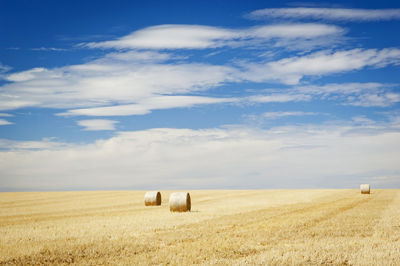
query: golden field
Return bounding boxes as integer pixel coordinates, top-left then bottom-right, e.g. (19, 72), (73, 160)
(0, 189), (399, 265)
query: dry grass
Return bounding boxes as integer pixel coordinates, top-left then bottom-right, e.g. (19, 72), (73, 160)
(0, 189), (399, 265)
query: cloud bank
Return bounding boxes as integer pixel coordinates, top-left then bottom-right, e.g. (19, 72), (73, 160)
(1, 122), (400, 191)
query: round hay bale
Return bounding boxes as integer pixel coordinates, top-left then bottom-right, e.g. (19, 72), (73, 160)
(360, 184), (370, 194)
(144, 191), (162, 206)
(169, 192), (191, 212)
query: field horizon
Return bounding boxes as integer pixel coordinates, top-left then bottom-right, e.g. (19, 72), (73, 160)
(1, 189), (399, 265)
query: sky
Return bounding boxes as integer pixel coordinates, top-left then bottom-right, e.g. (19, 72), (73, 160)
(1, 0), (400, 191)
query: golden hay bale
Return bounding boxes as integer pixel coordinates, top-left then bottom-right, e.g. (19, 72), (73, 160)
(360, 184), (370, 194)
(144, 191), (161, 206)
(169, 192), (191, 212)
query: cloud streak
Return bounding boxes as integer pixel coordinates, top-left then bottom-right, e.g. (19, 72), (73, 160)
(77, 119), (119, 131)
(241, 48), (400, 84)
(31, 47), (67, 51)
(60, 96), (237, 117)
(0, 119), (13, 125)
(0, 63), (11, 73)
(295, 82), (400, 107)
(248, 8), (400, 21)
(261, 111), (317, 119)
(248, 93), (311, 103)
(84, 23), (344, 50)
(246, 82), (400, 107)
(0, 50), (237, 115)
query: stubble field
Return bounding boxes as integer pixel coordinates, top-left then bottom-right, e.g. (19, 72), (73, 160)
(0, 189), (399, 265)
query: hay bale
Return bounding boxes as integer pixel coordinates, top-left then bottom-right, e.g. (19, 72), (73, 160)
(360, 184), (370, 194)
(144, 191), (161, 206)
(169, 192), (191, 212)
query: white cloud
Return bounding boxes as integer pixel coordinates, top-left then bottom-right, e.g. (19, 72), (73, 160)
(2, 25), (400, 118)
(241, 48), (400, 84)
(1, 122), (400, 190)
(0, 119), (13, 125)
(348, 92), (400, 107)
(31, 47), (67, 51)
(104, 50), (173, 62)
(0, 113), (13, 117)
(77, 119), (119, 131)
(85, 25), (238, 49)
(60, 96), (237, 116)
(243, 82), (400, 107)
(248, 7), (400, 21)
(0, 50), (237, 114)
(0, 138), (67, 150)
(249, 23), (342, 39)
(5, 67), (48, 82)
(295, 82), (400, 107)
(262, 111), (317, 119)
(84, 23), (344, 50)
(248, 93), (311, 103)
(351, 116), (376, 125)
(6, 47), (20, 51)
(243, 111), (319, 126)
(0, 62), (11, 73)
(295, 82), (386, 96)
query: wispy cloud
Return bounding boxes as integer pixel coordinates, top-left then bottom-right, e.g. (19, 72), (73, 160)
(0, 50), (237, 113)
(0, 138), (67, 150)
(60, 96), (237, 116)
(2, 46), (400, 116)
(295, 82), (386, 96)
(244, 82), (400, 107)
(241, 48), (400, 84)
(0, 113), (13, 117)
(84, 24), (237, 50)
(243, 111), (319, 126)
(296, 82), (400, 107)
(261, 111), (317, 119)
(248, 7), (400, 21)
(0, 63), (11, 73)
(347, 92), (400, 107)
(4, 67), (47, 82)
(57, 34), (117, 42)
(77, 119), (119, 131)
(248, 93), (311, 103)
(0, 119), (13, 125)
(83, 23), (344, 50)
(31, 47), (67, 51)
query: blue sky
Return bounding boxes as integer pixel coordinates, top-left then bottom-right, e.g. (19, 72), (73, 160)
(1, 0), (400, 191)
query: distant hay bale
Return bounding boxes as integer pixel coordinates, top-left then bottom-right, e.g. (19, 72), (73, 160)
(144, 191), (161, 206)
(169, 192), (191, 212)
(360, 184), (370, 194)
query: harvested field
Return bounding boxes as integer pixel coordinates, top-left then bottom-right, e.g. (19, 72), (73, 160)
(1, 190), (399, 265)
